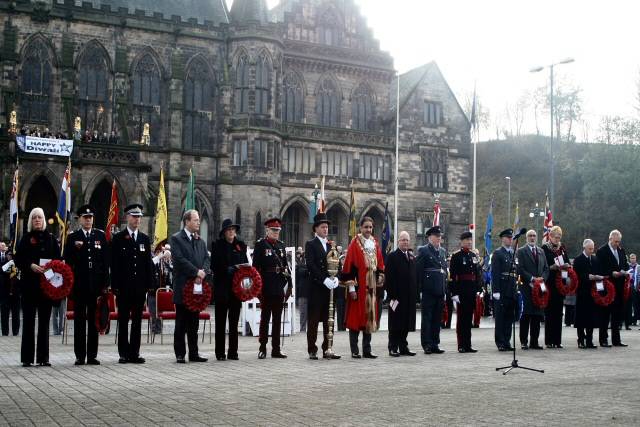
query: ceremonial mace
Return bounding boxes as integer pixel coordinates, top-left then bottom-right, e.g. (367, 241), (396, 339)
(324, 242), (341, 357)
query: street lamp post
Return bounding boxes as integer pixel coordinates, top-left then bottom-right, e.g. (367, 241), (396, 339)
(530, 58), (575, 216)
(528, 202), (545, 237)
(505, 176), (511, 227)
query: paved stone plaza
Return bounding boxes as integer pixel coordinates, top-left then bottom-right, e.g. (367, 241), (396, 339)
(1, 314), (639, 426)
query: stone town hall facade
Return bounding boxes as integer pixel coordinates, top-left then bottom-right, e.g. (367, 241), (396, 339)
(0, 0), (471, 252)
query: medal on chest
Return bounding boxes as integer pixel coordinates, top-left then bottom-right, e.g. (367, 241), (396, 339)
(139, 244), (145, 252)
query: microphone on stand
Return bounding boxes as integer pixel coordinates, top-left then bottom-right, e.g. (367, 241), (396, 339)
(512, 227), (527, 240)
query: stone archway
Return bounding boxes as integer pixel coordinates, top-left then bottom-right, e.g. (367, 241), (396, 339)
(326, 203), (349, 247)
(281, 202), (310, 249)
(89, 179), (112, 231)
(23, 175), (58, 235)
(361, 205), (385, 239)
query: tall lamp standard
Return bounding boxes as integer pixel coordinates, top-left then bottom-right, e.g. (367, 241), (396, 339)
(528, 202), (545, 237)
(530, 57), (575, 216)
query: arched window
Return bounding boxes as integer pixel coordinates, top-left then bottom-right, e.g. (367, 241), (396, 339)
(195, 195), (210, 244)
(235, 206), (242, 232)
(318, 9), (341, 46)
(183, 58), (214, 151)
(20, 39), (52, 124)
(77, 43), (109, 136)
(352, 84), (374, 131)
(131, 54), (161, 145)
(283, 73), (304, 123)
(255, 55), (271, 115)
(316, 79), (340, 127)
(234, 54), (249, 114)
(255, 211), (262, 241)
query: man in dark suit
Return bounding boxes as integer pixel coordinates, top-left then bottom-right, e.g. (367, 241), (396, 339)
(111, 204), (153, 364)
(491, 229), (518, 351)
(305, 212), (341, 360)
(0, 242), (20, 336)
(596, 229), (630, 347)
(516, 229), (549, 350)
(416, 226), (447, 354)
(170, 209), (210, 363)
(64, 205), (110, 365)
(385, 231), (417, 357)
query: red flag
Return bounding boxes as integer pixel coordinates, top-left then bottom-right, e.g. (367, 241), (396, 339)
(543, 193), (553, 242)
(105, 179), (119, 241)
(433, 199), (441, 226)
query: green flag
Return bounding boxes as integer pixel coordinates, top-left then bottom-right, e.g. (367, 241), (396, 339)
(185, 168), (195, 211)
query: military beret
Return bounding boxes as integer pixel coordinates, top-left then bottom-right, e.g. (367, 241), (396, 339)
(499, 228), (514, 238)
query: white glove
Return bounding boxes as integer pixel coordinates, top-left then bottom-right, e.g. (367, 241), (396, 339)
(323, 278), (334, 289)
(452, 295), (460, 304)
(493, 292), (501, 301)
(332, 277), (340, 289)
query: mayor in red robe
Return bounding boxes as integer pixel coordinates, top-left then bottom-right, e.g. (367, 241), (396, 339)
(340, 216), (385, 358)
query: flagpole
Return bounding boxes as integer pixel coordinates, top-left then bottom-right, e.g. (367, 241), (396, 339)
(393, 71), (400, 249)
(471, 84), (478, 250)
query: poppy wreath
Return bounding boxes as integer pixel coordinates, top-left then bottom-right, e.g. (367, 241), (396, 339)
(232, 266), (263, 302)
(39, 260), (74, 301)
(183, 279), (213, 312)
(555, 267), (579, 296)
(623, 275), (632, 303)
(531, 277), (550, 309)
(591, 279), (616, 307)
(441, 300), (449, 324)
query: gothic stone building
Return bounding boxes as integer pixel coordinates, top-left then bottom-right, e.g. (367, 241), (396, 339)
(0, 0), (471, 252)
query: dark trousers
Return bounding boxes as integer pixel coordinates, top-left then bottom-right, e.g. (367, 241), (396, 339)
(215, 299), (241, 357)
(388, 328), (409, 352)
(577, 327), (594, 344)
(494, 300), (515, 349)
(307, 297), (329, 354)
(174, 303), (200, 358)
(349, 329), (371, 354)
(21, 297), (52, 364)
(455, 297), (474, 350)
(297, 297), (308, 332)
(624, 295), (633, 327)
(259, 294), (283, 353)
(421, 293), (443, 350)
(1, 294), (20, 336)
(336, 297), (346, 331)
(74, 297), (99, 361)
(565, 305), (576, 326)
(117, 296), (144, 359)
(600, 304), (623, 345)
(544, 297), (564, 346)
(519, 314), (542, 346)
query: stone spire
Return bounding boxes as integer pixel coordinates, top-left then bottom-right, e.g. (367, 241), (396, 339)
(229, 0), (270, 24)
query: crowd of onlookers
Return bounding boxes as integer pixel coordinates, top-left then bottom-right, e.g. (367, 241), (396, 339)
(16, 126), (122, 144)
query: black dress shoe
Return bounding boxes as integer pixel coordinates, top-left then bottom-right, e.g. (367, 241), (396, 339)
(258, 351), (267, 359)
(586, 342), (598, 349)
(351, 353), (362, 359)
(389, 350), (401, 357)
(216, 355), (227, 361)
(600, 342), (612, 348)
(323, 352), (341, 359)
(530, 345), (544, 350)
(75, 359), (85, 366)
(613, 342), (628, 347)
(189, 355), (208, 362)
(129, 357), (145, 364)
(498, 347), (508, 352)
(227, 354), (239, 361)
(22, 362), (32, 367)
(466, 347), (478, 353)
(176, 357), (186, 364)
(118, 357), (128, 364)
(271, 352), (287, 358)
(625, 327), (632, 330)
(424, 348), (432, 354)
(38, 362), (51, 367)
(431, 348), (445, 354)
(521, 344), (529, 350)
(87, 359), (100, 365)
(363, 352), (378, 359)
(458, 348), (467, 353)
(399, 349), (416, 356)
(309, 352), (318, 360)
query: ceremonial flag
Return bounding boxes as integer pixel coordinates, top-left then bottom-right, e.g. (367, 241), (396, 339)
(56, 161), (72, 253)
(318, 176), (326, 214)
(185, 168), (195, 211)
(348, 186), (357, 240)
(469, 84), (477, 130)
(105, 179), (119, 241)
(153, 167), (168, 250)
(9, 164), (19, 251)
(381, 201), (392, 255)
(433, 199), (441, 226)
(543, 192), (553, 242)
(512, 202), (520, 230)
(484, 199), (494, 256)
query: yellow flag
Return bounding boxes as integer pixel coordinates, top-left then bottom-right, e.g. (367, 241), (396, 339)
(153, 167), (168, 249)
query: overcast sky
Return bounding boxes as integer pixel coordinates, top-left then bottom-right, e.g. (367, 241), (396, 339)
(244, 0), (640, 140)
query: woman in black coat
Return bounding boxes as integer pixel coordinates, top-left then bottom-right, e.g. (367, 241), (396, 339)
(573, 239), (602, 349)
(14, 207), (61, 367)
(211, 219), (248, 361)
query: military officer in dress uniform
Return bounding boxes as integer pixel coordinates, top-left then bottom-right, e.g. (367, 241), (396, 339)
(64, 205), (110, 365)
(449, 231), (482, 353)
(252, 217), (292, 359)
(491, 229), (518, 351)
(416, 226), (448, 354)
(110, 204), (153, 364)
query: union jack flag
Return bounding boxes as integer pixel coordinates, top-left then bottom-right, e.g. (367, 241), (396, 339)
(543, 193), (553, 242)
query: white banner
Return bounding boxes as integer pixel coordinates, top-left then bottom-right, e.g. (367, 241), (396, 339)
(16, 135), (74, 157)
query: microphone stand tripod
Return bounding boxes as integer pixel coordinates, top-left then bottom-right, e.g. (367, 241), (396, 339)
(496, 233), (544, 375)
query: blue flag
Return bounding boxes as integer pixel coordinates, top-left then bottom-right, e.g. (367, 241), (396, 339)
(381, 202), (391, 255)
(484, 199), (494, 256)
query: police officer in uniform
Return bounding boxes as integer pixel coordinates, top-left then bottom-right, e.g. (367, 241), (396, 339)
(450, 231), (482, 353)
(64, 205), (110, 365)
(110, 204), (153, 364)
(491, 229), (518, 351)
(252, 217), (292, 359)
(416, 226), (448, 354)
